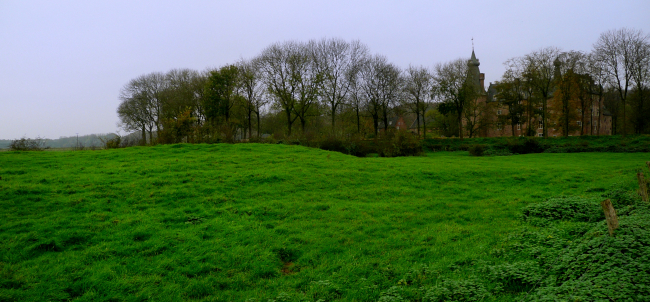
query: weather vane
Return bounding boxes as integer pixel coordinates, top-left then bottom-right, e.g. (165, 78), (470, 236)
(472, 37), (474, 51)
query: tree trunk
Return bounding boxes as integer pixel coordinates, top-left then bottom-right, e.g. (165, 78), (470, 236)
(542, 98), (548, 138)
(331, 103), (337, 137)
(285, 108), (292, 136)
(141, 125), (147, 145)
(373, 115), (379, 137)
(590, 98), (594, 136)
(256, 110), (261, 139)
(423, 117), (427, 139)
(597, 94), (602, 135)
(457, 114), (464, 139)
(356, 106), (361, 134)
(248, 110), (253, 139)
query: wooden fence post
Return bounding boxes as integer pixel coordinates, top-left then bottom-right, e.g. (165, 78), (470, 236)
(601, 199), (619, 236)
(639, 172), (649, 203)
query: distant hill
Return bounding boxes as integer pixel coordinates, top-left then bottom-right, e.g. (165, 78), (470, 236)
(0, 133), (120, 149)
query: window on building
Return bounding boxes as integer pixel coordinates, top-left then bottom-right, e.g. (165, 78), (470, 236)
(577, 121), (582, 126)
(538, 133), (543, 137)
(497, 123), (502, 130)
(516, 123), (521, 130)
(497, 109), (502, 115)
(538, 121), (543, 129)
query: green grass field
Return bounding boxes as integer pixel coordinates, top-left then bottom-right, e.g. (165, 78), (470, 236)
(0, 144), (647, 301)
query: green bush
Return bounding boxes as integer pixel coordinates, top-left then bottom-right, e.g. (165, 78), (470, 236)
(422, 279), (490, 302)
(316, 132), (421, 157)
(101, 135), (122, 149)
(505, 137), (545, 154)
(318, 136), (347, 153)
(9, 137), (49, 151)
(521, 196), (603, 222)
(376, 130), (423, 157)
(468, 144), (485, 156)
(482, 261), (541, 293)
(527, 206), (650, 301)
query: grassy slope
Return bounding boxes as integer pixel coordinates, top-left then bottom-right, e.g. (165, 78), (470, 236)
(0, 144), (646, 301)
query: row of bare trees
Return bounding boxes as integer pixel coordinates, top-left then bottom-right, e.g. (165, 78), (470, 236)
(117, 38), (443, 143)
(495, 28), (650, 137)
(117, 28), (649, 144)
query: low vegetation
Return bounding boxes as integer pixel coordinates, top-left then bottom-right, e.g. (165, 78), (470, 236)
(425, 135), (650, 155)
(8, 137), (49, 151)
(0, 144), (647, 301)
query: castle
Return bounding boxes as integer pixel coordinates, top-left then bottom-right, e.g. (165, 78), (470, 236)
(464, 50), (612, 138)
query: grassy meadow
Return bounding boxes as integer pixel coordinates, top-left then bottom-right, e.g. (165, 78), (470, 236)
(0, 144), (647, 301)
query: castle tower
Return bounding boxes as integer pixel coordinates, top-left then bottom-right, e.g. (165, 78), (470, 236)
(467, 49), (486, 93)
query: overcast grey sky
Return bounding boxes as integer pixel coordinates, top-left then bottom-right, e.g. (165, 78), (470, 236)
(1, 0), (648, 139)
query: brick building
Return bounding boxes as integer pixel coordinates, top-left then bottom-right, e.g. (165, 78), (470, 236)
(464, 50), (612, 138)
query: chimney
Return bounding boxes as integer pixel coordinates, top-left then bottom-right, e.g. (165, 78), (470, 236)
(479, 73), (485, 91)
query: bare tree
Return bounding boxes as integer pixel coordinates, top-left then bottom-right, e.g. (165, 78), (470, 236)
(553, 51), (591, 136)
(135, 72), (167, 138)
(292, 43), (323, 133)
(117, 74), (165, 144)
(237, 58), (268, 139)
(495, 66), (527, 137)
(433, 58), (476, 139)
(310, 38), (369, 136)
(117, 90), (150, 144)
(594, 28), (649, 136)
(346, 41), (371, 135)
(190, 70), (210, 127)
(629, 31), (650, 133)
(520, 47), (562, 138)
(258, 41), (319, 136)
(403, 65), (433, 138)
(359, 55), (402, 135)
(586, 53), (607, 135)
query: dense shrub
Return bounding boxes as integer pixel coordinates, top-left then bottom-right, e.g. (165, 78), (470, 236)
(505, 137), (545, 154)
(342, 135), (374, 157)
(318, 136), (347, 153)
(314, 132), (421, 157)
(100, 135), (122, 149)
(526, 205), (650, 301)
(99, 134), (140, 149)
(9, 137), (49, 151)
(603, 187), (639, 207)
(468, 144), (485, 156)
(423, 135), (650, 155)
(422, 279), (490, 302)
(375, 130), (423, 157)
(482, 261), (542, 293)
(521, 196), (603, 223)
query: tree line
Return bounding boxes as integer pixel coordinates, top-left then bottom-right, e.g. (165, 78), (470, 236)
(493, 28), (649, 138)
(117, 28), (650, 144)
